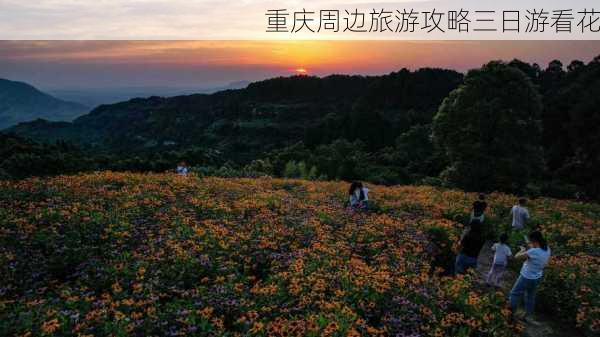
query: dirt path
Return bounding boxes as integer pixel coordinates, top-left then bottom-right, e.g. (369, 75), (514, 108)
(476, 241), (584, 337)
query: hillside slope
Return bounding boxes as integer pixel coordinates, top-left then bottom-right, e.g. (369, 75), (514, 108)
(7, 69), (463, 159)
(0, 173), (597, 336)
(0, 78), (89, 129)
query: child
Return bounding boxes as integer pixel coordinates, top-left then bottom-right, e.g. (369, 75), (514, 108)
(486, 233), (512, 287)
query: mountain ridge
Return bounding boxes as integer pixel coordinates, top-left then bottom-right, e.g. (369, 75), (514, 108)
(5, 69), (463, 159)
(0, 78), (89, 129)
(46, 80), (251, 108)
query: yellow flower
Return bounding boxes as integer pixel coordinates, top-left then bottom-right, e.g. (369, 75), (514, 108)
(41, 318), (60, 334)
(114, 311), (126, 320)
(346, 328), (360, 337)
(199, 306), (214, 319)
(111, 281), (122, 294)
(249, 322), (264, 333)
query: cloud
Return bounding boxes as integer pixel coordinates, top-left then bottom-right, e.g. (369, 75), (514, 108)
(1, 40), (599, 90)
(2, 0), (596, 39)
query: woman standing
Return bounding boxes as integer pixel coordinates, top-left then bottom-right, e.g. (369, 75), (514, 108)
(454, 220), (485, 274)
(509, 231), (551, 321)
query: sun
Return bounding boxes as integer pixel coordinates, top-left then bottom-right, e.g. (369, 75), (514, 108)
(295, 68), (308, 75)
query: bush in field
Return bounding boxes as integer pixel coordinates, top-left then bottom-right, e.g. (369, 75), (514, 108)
(283, 160), (319, 180)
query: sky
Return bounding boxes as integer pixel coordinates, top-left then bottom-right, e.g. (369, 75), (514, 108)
(2, 0), (599, 39)
(1, 40), (600, 90)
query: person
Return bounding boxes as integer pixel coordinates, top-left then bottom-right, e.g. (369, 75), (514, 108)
(176, 161), (189, 175)
(348, 181), (369, 210)
(509, 231), (551, 322)
(510, 198), (530, 230)
(455, 220), (486, 274)
(486, 233), (512, 287)
(471, 193), (488, 223)
(460, 217), (480, 242)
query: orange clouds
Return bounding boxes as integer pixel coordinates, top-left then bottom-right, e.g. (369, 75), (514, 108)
(1, 40), (600, 89)
(2, 41), (600, 74)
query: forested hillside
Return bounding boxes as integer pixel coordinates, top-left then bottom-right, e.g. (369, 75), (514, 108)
(3, 58), (600, 199)
(8, 69), (461, 157)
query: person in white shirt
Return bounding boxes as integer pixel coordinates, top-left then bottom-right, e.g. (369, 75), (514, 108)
(486, 233), (512, 287)
(509, 231), (551, 321)
(510, 198), (530, 229)
(348, 181), (369, 210)
(176, 161), (189, 176)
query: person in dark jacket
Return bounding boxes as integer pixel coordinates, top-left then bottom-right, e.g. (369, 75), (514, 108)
(455, 220), (486, 274)
(471, 193), (488, 223)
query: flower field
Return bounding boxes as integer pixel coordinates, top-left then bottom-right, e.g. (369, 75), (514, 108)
(0, 172), (598, 336)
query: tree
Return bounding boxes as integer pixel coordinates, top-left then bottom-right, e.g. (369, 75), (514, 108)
(432, 61), (543, 192)
(540, 60), (565, 95)
(307, 165), (318, 180)
(394, 124), (447, 179)
(508, 59), (542, 86)
(539, 60), (570, 169)
(313, 139), (369, 181)
(283, 161), (300, 178)
(552, 56), (600, 198)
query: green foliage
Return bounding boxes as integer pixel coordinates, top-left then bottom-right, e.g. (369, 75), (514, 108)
(283, 160), (300, 178)
(433, 61), (543, 193)
(282, 160), (319, 180)
(193, 161), (274, 179)
(307, 165), (318, 180)
(542, 56), (600, 198)
(0, 134), (93, 179)
(242, 159), (274, 177)
(425, 225), (456, 275)
(3, 59), (600, 200)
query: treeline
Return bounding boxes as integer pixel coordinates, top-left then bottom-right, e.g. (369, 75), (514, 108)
(269, 58), (600, 199)
(0, 134), (220, 179)
(0, 134), (91, 179)
(2, 57), (599, 200)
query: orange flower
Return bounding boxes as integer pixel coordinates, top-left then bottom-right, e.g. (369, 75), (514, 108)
(111, 281), (122, 294)
(41, 318), (60, 334)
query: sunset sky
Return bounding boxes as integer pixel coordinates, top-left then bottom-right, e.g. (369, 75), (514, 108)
(1, 40), (600, 90)
(3, 0), (599, 39)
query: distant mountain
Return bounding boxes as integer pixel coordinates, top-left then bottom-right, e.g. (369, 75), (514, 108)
(6, 69), (463, 161)
(49, 87), (214, 109)
(217, 80), (251, 91)
(49, 81), (252, 109)
(0, 79), (89, 129)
